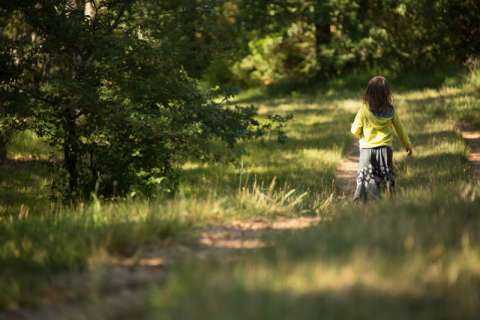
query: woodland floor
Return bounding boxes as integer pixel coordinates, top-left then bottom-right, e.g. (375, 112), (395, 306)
(2, 122), (479, 320)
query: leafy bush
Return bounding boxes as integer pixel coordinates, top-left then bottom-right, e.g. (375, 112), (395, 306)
(232, 22), (317, 86)
(0, 1), (283, 200)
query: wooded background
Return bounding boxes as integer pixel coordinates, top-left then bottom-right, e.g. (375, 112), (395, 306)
(1, 0), (479, 200)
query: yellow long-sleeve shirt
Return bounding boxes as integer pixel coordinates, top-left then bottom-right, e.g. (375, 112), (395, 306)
(351, 106), (412, 149)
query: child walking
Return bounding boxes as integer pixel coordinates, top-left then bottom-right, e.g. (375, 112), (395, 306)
(351, 76), (413, 201)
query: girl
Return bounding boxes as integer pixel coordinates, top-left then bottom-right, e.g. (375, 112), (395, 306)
(351, 76), (413, 201)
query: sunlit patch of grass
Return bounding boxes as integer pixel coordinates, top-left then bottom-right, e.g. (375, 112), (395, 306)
(147, 69), (480, 319)
(148, 184), (480, 320)
(234, 178), (311, 217)
(0, 179), (332, 308)
(302, 147), (341, 168)
(0, 197), (210, 308)
(0, 130), (57, 217)
(4, 66), (480, 311)
(0, 160), (53, 216)
(181, 88), (355, 207)
(397, 87), (463, 102)
(7, 130), (55, 160)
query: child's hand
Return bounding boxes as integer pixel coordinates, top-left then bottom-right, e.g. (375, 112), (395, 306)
(406, 147), (413, 156)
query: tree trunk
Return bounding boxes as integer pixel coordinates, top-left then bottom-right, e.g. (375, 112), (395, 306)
(314, 1), (332, 74)
(314, 18), (331, 47)
(0, 135), (8, 162)
(63, 112), (79, 196)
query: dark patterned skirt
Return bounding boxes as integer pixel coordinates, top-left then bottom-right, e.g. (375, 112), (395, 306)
(353, 146), (395, 201)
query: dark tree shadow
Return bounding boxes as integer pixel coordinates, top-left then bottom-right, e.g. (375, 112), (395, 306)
(0, 159), (53, 215)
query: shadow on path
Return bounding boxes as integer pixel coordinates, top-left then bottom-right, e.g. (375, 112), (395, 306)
(457, 122), (480, 180)
(1, 216), (322, 320)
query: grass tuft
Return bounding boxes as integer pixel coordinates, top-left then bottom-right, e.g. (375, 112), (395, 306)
(2, 66), (480, 313)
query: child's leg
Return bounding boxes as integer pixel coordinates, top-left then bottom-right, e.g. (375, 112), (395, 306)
(353, 148), (373, 202)
(384, 147), (395, 195)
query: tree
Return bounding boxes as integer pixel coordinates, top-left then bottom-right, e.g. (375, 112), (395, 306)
(0, 0), (280, 200)
(222, 0), (480, 85)
(0, 8), (32, 161)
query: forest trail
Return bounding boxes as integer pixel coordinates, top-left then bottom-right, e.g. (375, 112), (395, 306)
(458, 122), (480, 180)
(335, 118), (480, 197)
(4, 124), (480, 320)
(335, 139), (359, 197)
(3, 216), (321, 320)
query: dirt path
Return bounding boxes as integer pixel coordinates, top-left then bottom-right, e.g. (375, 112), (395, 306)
(2, 216), (321, 320)
(334, 121), (480, 198)
(458, 122), (480, 180)
(335, 139), (359, 197)
(6, 122), (478, 320)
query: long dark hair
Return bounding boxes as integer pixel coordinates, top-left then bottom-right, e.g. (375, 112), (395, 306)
(363, 76), (394, 114)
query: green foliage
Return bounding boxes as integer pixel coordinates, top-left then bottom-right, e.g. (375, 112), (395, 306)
(233, 34), (286, 86)
(232, 22), (317, 86)
(0, 1), (281, 200)
(215, 0), (480, 86)
(7, 130), (54, 160)
(0, 0), (479, 313)
(1, 66), (479, 311)
(0, 24), (30, 161)
(1, 0), (478, 199)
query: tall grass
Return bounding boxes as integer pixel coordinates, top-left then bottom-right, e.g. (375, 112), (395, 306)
(0, 199), (191, 308)
(149, 184), (480, 320)
(0, 179), (327, 308)
(2, 66), (479, 312)
(7, 130), (54, 160)
(146, 67), (480, 319)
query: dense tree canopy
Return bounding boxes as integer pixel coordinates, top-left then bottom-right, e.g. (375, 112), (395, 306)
(0, 1), (281, 200)
(210, 0), (480, 85)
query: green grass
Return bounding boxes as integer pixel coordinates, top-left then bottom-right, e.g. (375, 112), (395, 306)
(149, 186), (480, 320)
(179, 81), (358, 211)
(0, 160), (52, 216)
(0, 199), (195, 308)
(7, 130), (55, 160)
(146, 68), (480, 319)
(1, 66), (479, 312)
(0, 130), (58, 216)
